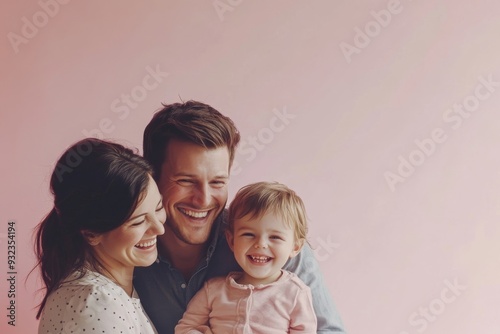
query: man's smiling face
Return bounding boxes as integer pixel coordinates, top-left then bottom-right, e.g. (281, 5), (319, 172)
(158, 139), (230, 245)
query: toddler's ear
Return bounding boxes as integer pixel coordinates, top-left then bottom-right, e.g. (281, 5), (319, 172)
(225, 230), (235, 252)
(290, 238), (305, 258)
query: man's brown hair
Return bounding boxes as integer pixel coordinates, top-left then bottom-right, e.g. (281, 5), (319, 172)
(143, 100), (240, 179)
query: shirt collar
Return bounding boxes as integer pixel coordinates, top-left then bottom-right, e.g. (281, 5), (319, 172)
(226, 270), (290, 289)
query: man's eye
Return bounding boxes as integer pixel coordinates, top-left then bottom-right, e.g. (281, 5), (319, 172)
(178, 179), (193, 185)
(211, 180), (226, 187)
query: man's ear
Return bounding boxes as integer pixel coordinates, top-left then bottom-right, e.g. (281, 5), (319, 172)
(290, 238), (305, 258)
(81, 230), (102, 246)
(225, 230), (235, 252)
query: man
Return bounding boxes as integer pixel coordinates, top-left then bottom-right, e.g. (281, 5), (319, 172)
(134, 101), (345, 333)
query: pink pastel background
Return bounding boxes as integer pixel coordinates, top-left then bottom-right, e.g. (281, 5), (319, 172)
(1, 1), (500, 333)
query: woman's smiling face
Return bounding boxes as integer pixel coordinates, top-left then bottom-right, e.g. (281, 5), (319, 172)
(91, 175), (166, 271)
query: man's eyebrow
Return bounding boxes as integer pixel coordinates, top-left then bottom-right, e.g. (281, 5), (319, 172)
(172, 173), (196, 177)
(172, 173), (229, 178)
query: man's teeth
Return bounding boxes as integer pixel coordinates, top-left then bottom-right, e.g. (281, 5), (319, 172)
(180, 208), (208, 218)
(250, 255), (271, 263)
(135, 239), (156, 248)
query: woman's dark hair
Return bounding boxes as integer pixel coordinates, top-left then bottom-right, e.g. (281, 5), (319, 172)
(34, 138), (153, 319)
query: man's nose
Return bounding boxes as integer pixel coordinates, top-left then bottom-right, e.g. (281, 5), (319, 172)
(192, 183), (211, 208)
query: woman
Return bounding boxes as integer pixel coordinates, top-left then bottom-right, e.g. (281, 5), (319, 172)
(35, 138), (166, 333)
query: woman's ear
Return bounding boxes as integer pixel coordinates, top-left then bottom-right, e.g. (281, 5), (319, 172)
(81, 230), (102, 246)
(225, 230), (235, 252)
(290, 238), (305, 258)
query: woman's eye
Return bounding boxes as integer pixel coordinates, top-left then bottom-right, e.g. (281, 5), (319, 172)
(132, 220), (145, 227)
(242, 233), (254, 237)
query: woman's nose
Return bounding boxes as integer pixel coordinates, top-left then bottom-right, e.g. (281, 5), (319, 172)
(150, 214), (165, 235)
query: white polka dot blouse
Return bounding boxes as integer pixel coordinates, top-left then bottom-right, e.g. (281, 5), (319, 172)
(38, 270), (157, 334)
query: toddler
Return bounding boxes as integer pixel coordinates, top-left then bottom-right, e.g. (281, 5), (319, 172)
(175, 181), (317, 333)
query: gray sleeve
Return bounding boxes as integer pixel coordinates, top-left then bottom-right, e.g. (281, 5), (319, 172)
(283, 243), (346, 333)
